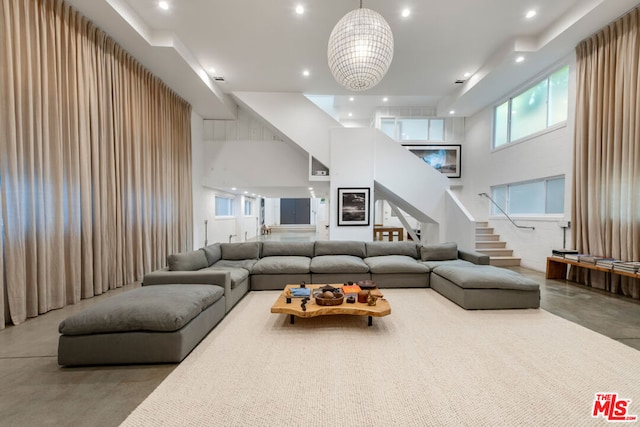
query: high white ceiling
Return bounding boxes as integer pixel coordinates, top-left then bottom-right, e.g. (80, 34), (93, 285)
(65, 0), (638, 121)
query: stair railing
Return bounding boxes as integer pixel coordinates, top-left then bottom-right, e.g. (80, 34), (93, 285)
(478, 192), (535, 230)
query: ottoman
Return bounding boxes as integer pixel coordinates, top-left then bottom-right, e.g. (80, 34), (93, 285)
(58, 284), (225, 366)
(431, 264), (540, 309)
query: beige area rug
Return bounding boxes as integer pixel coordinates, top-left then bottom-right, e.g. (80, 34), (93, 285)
(122, 289), (640, 426)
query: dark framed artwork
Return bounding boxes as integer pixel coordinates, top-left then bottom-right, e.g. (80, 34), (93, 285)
(404, 144), (461, 178)
(337, 187), (370, 226)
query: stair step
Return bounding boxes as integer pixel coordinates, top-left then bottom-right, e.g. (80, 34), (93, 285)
(476, 241), (507, 249)
(477, 248), (514, 257)
(489, 256), (522, 267)
(476, 234), (500, 242)
(475, 227), (494, 235)
(475, 221), (489, 228)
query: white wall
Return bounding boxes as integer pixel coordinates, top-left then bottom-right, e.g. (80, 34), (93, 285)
(192, 111), (206, 249)
(192, 112), (263, 246)
(329, 128), (376, 241)
(458, 57), (576, 271)
(233, 92), (343, 167)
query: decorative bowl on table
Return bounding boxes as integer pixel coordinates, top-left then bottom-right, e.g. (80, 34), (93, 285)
(356, 280), (377, 290)
(313, 287), (345, 306)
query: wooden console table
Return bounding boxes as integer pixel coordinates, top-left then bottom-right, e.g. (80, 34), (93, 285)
(546, 257), (640, 280)
(373, 226), (404, 241)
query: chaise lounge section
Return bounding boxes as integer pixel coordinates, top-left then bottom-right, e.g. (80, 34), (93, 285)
(58, 285), (225, 366)
(430, 264), (541, 309)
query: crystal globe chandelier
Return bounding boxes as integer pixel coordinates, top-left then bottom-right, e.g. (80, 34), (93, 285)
(327, 1), (394, 91)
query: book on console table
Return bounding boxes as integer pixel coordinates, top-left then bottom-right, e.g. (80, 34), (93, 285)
(564, 253), (585, 261)
(595, 258), (622, 269)
(552, 249), (579, 258)
(578, 255), (614, 265)
(613, 262), (640, 273)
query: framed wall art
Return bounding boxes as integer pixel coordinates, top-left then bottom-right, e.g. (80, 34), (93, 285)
(404, 144), (461, 178)
(337, 187), (370, 226)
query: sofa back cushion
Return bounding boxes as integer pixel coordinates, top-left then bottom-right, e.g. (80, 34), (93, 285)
(314, 241), (366, 258)
(202, 243), (222, 266)
(420, 242), (458, 261)
(168, 249), (208, 271)
(221, 242), (261, 260)
(365, 241), (419, 258)
(261, 241), (314, 258)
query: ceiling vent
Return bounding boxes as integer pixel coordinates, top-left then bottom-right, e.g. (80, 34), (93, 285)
(214, 76), (225, 82)
(454, 79), (465, 84)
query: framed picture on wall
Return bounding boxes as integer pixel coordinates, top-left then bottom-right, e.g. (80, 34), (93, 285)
(404, 144), (461, 178)
(337, 187), (370, 226)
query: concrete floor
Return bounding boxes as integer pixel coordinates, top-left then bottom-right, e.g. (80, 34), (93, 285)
(1, 262), (639, 426)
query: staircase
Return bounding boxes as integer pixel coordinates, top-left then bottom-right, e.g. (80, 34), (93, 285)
(475, 222), (521, 267)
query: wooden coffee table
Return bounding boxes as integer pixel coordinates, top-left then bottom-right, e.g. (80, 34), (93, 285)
(270, 284), (391, 326)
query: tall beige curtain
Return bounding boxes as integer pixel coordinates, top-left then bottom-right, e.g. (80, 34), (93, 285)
(573, 6), (640, 299)
(0, 0), (193, 328)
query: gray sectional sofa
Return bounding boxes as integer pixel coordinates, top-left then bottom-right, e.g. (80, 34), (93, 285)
(141, 240), (534, 311)
(58, 239), (541, 366)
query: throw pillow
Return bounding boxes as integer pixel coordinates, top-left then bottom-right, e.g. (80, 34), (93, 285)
(420, 242), (458, 261)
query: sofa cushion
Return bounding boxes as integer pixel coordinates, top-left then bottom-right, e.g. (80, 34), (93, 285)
(310, 255), (369, 274)
(433, 265), (540, 290)
(366, 242), (419, 258)
(421, 259), (474, 269)
(221, 242), (261, 260)
(364, 255), (430, 274)
(314, 241), (366, 258)
(202, 243), (222, 266)
(251, 256), (311, 274)
(421, 242), (458, 261)
(58, 285), (224, 335)
(261, 242), (314, 258)
(168, 249), (208, 271)
(213, 259), (258, 271)
(206, 266), (249, 289)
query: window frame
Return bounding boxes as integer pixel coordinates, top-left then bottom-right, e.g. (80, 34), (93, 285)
(243, 198), (252, 217)
(215, 195), (235, 218)
(490, 175), (565, 217)
(380, 117), (446, 142)
(492, 65), (569, 150)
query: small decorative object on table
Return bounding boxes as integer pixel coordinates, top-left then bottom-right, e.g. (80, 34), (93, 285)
(357, 290), (369, 303)
(314, 286), (344, 306)
(357, 280), (377, 290)
(367, 291), (379, 306)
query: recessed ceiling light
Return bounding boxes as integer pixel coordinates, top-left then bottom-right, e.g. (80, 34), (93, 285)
(463, 72), (471, 78)
(295, 5), (304, 14)
(308, 187), (313, 190)
(231, 187), (237, 191)
(525, 10), (537, 19)
(209, 67), (216, 74)
(302, 69), (310, 77)
(401, 9), (411, 18)
(348, 112), (353, 117)
(515, 56), (525, 63)
(383, 97), (388, 102)
(244, 191), (249, 194)
(449, 110), (455, 115)
(349, 97), (354, 102)
(158, 1), (169, 10)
